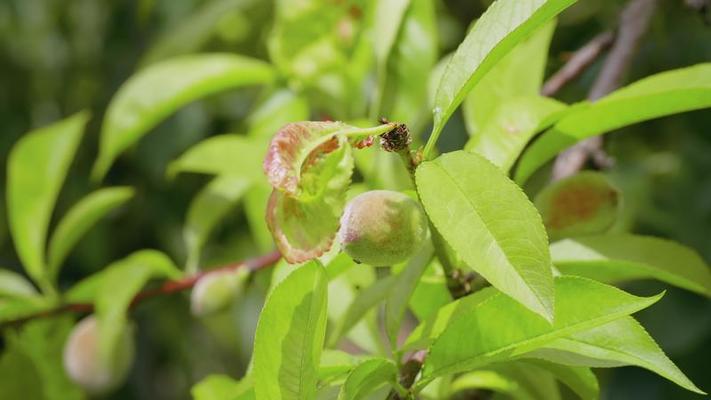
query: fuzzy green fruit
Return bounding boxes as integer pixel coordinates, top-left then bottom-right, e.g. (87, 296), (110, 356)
(63, 315), (134, 394)
(338, 190), (428, 266)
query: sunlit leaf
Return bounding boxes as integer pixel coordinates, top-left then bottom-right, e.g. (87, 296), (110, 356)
(534, 172), (620, 240)
(92, 54), (276, 180)
(551, 234), (711, 297)
(415, 277), (662, 387)
(191, 374), (254, 400)
(424, 0), (577, 157)
(530, 316), (705, 394)
(47, 187), (134, 278)
(0, 269), (37, 298)
(247, 89), (310, 138)
(7, 111), (89, 287)
(168, 135), (268, 179)
(465, 96), (567, 172)
(463, 20), (556, 137)
(253, 261), (328, 400)
(515, 63), (711, 183)
(416, 151), (554, 320)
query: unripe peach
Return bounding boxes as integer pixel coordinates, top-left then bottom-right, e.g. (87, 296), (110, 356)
(63, 315), (134, 394)
(190, 268), (249, 317)
(337, 190), (428, 266)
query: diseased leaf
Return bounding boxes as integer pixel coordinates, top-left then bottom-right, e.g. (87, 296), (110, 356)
(266, 141), (353, 263)
(184, 176), (251, 271)
(463, 20), (556, 137)
(168, 135), (268, 179)
(337, 358), (397, 400)
(515, 63), (711, 183)
(263, 121), (394, 196)
(385, 243), (434, 346)
(416, 151), (554, 321)
(424, 0), (577, 157)
(7, 111), (89, 287)
(417, 277), (663, 386)
(551, 234), (711, 297)
(47, 187), (134, 277)
(253, 261), (328, 400)
(92, 54), (276, 180)
(530, 316), (705, 394)
(94, 251), (181, 364)
(534, 172), (620, 240)
(0, 269), (37, 298)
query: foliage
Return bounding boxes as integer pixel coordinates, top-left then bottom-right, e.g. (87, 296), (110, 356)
(1, 0), (710, 399)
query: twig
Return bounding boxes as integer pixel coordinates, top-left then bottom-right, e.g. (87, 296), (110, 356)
(387, 350), (427, 400)
(551, 0), (659, 181)
(1, 251), (281, 329)
(541, 31), (615, 97)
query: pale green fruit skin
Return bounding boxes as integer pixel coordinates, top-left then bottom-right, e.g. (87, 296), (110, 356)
(63, 315), (134, 394)
(190, 268), (249, 317)
(338, 190), (428, 266)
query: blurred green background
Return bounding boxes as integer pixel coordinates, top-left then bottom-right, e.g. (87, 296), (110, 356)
(0, 0), (709, 399)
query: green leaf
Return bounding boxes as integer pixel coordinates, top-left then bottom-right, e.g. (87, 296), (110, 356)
(531, 316), (705, 394)
(377, 0), (438, 133)
(263, 122), (395, 196)
(424, 0), (577, 157)
(449, 371), (522, 399)
(385, 243), (433, 346)
(192, 374), (255, 400)
(416, 151), (554, 320)
(244, 182), (276, 253)
(417, 276), (663, 386)
(7, 111), (89, 287)
(465, 96), (567, 172)
(551, 234), (711, 297)
(266, 141), (353, 263)
(47, 187), (134, 278)
(372, 0), (411, 74)
(521, 360), (599, 400)
(184, 176), (251, 272)
(534, 172), (620, 240)
(409, 260), (452, 321)
(0, 269), (37, 298)
(337, 358), (398, 400)
(328, 274), (397, 348)
(515, 63), (711, 183)
(94, 250), (180, 364)
(92, 54), (276, 180)
(253, 261), (328, 400)
(247, 90), (310, 139)
(490, 361), (561, 400)
(462, 20), (556, 138)
(0, 296), (53, 324)
(168, 135), (268, 179)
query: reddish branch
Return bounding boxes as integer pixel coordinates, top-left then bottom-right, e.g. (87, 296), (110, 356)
(1, 251), (281, 329)
(551, 0), (659, 181)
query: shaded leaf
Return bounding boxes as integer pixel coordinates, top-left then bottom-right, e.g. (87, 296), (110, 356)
(337, 358), (397, 400)
(521, 359), (598, 400)
(248, 90), (310, 138)
(253, 261), (328, 400)
(184, 176), (251, 271)
(416, 151), (554, 320)
(47, 187), (135, 277)
(534, 172), (620, 240)
(417, 277), (662, 386)
(551, 234), (711, 297)
(7, 111), (89, 286)
(191, 374), (255, 400)
(531, 316), (705, 394)
(515, 63), (711, 183)
(424, 0), (577, 157)
(93, 54), (276, 180)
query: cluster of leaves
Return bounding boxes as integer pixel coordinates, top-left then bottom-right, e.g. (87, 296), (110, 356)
(1, 0), (710, 399)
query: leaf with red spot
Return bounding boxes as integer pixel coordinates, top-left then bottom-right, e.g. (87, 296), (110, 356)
(534, 172), (621, 240)
(266, 138), (354, 263)
(263, 121), (395, 196)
